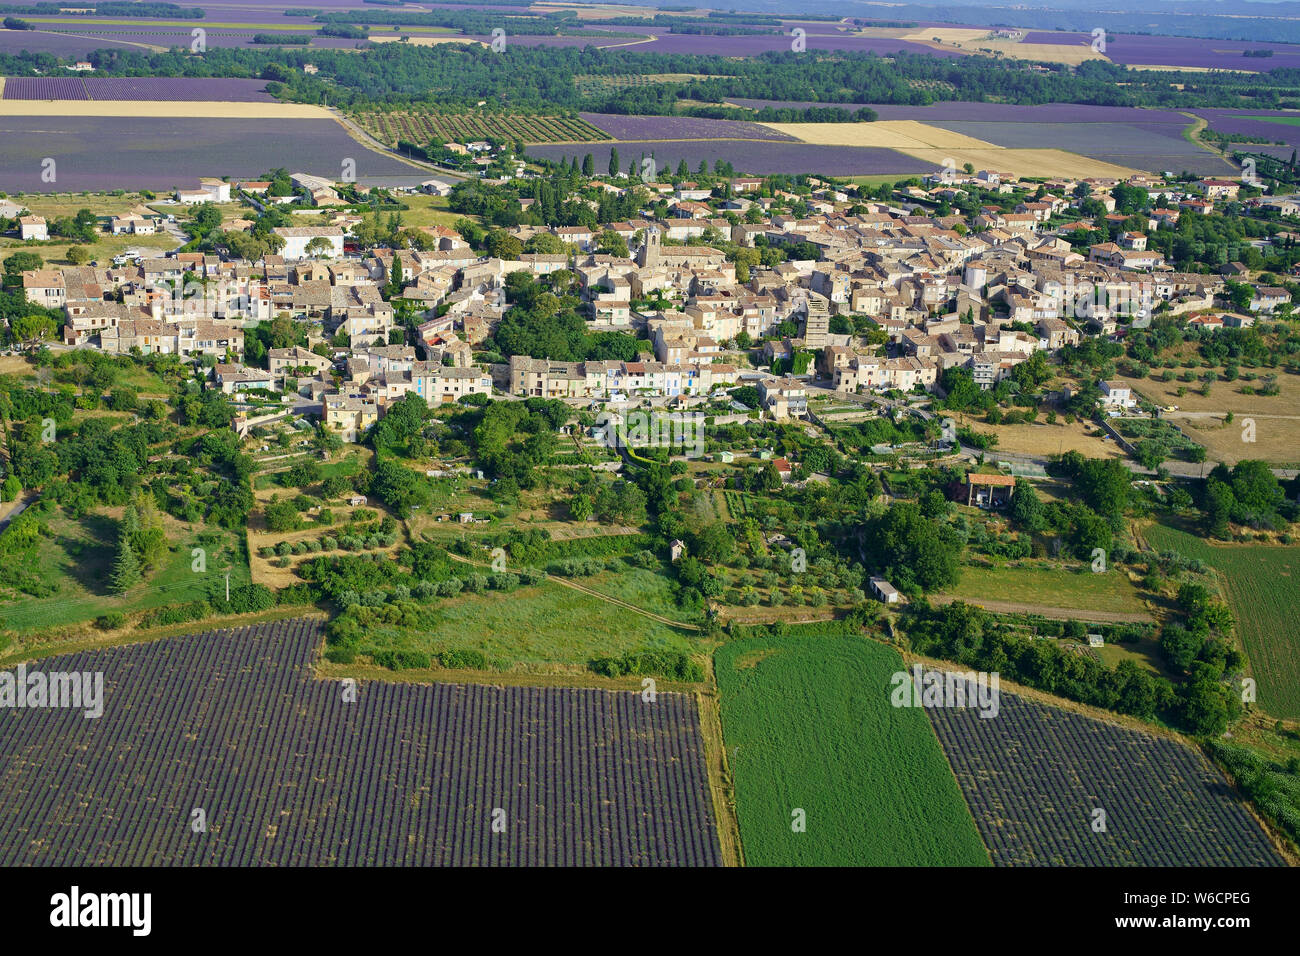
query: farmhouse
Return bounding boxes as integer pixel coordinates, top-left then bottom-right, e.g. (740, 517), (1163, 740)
(18, 216), (48, 241)
(1100, 380), (1136, 409)
(110, 214), (157, 236)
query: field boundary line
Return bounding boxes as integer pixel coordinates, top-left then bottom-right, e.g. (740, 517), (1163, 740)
(696, 684), (745, 867)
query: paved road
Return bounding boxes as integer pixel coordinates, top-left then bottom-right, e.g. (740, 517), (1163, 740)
(0, 492), (36, 532)
(328, 108), (469, 183)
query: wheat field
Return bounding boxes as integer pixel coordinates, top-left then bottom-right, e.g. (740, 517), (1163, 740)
(760, 119), (997, 150)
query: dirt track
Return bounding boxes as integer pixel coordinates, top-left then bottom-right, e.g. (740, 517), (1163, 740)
(930, 594), (1153, 623)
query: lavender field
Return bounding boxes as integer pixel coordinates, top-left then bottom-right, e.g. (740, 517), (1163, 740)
(0, 619), (722, 866)
(0, 29), (154, 57)
(530, 139), (936, 176)
(927, 679), (1283, 867)
(1025, 31), (1300, 71)
(0, 117), (414, 191)
(580, 111), (798, 142)
(931, 120), (1234, 176)
(1195, 109), (1300, 148)
(3, 76), (274, 101)
(727, 99), (1189, 125)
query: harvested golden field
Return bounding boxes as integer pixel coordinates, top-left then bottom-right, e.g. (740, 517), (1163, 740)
(761, 119), (996, 150)
(1119, 370), (1300, 418)
(900, 27), (1107, 65)
(1170, 414), (1299, 467)
(0, 100), (331, 119)
(765, 122), (1138, 178)
(901, 147), (1137, 180)
(978, 420), (1124, 459)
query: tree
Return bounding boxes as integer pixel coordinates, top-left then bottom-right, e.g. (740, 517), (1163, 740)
(485, 230), (523, 260)
(569, 494), (593, 521)
(111, 539), (142, 593)
(582, 153), (594, 176)
(385, 256), (404, 299)
(608, 146), (620, 178)
(1009, 479), (1045, 531)
(2, 251), (41, 289)
(305, 236), (335, 258)
(11, 313), (57, 345)
(66, 245), (91, 266)
(595, 230), (628, 258)
(864, 503), (961, 593)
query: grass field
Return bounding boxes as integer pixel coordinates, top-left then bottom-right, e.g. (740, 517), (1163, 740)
(951, 413), (1123, 459)
(1119, 369), (1300, 466)
(397, 193), (472, 229)
(360, 576), (700, 673)
(715, 630), (990, 866)
(1144, 522), (1300, 718)
(0, 512), (248, 635)
(0, 192), (176, 262)
(941, 562), (1150, 615)
(578, 566), (694, 623)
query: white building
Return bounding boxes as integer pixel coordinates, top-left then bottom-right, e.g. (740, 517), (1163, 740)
(18, 216), (48, 241)
(273, 226), (344, 260)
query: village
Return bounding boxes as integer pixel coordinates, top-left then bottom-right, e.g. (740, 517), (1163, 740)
(2, 163), (1295, 451)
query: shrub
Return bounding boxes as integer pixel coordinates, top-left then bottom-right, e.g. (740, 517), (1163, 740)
(94, 612), (126, 631)
(440, 649), (488, 669)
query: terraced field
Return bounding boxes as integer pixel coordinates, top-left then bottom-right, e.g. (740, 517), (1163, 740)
(0, 619), (721, 866)
(927, 676), (1284, 866)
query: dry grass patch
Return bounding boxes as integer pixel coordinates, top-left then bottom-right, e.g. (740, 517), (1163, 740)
(1120, 370), (1300, 465)
(977, 419), (1123, 459)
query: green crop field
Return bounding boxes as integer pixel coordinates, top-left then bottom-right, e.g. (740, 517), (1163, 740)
(715, 630), (990, 866)
(942, 562), (1149, 615)
(1250, 116), (1300, 127)
(1144, 522), (1300, 718)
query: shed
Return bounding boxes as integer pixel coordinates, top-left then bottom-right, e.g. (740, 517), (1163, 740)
(869, 576), (900, 604)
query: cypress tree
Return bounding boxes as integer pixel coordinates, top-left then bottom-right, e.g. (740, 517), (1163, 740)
(111, 540), (141, 594)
